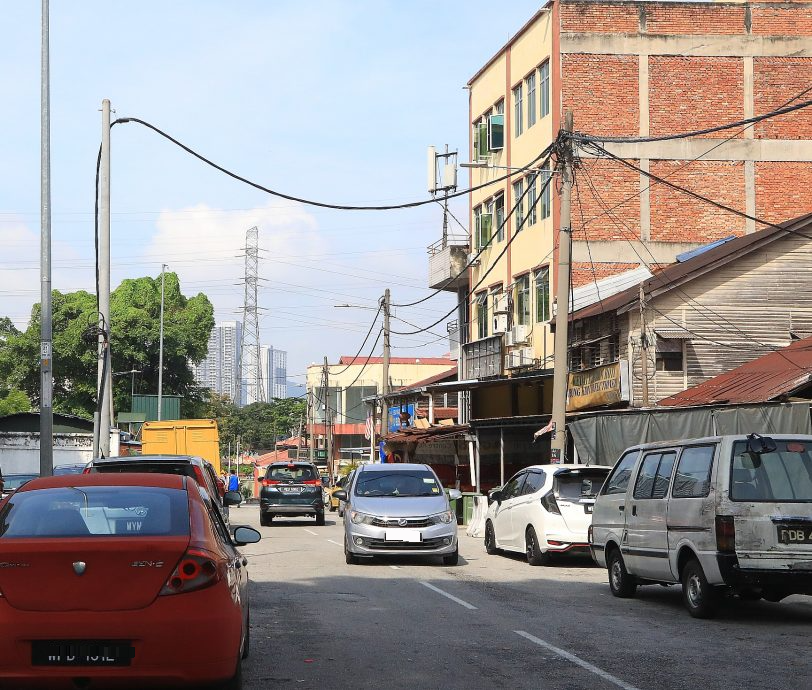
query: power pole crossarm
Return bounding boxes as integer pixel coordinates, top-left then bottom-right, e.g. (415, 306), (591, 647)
(549, 112), (574, 464)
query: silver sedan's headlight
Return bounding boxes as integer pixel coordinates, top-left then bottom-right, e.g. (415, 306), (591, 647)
(429, 510), (454, 525)
(350, 511), (375, 525)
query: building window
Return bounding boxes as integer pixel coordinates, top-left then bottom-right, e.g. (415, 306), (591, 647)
(539, 60), (550, 118)
(494, 194), (505, 242)
(526, 72), (536, 127)
(656, 351), (684, 372)
(513, 179), (524, 231)
(513, 84), (523, 137)
(541, 162), (551, 219)
(475, 205), (492, 249)
(495, 99), (504, 115)
(516, 274), (531, 326)
(476, 291), (488, 339)
(534, 266), (550, 322)
(527, 175), (537, 226)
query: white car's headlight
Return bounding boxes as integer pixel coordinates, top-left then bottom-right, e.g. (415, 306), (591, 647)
(430, 510), (454, 525)
(350, 511), (375, 525)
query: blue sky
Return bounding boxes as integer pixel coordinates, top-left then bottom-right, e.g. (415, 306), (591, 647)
(0, 0), (542, 386)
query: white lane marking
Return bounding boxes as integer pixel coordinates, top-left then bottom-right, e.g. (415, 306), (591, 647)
(514, 631), (641, 690)
(303, 528), (318, 536)
(327, 539), (343, 546)
(390, 565), (400, 570)
(420, 581), (477, 610)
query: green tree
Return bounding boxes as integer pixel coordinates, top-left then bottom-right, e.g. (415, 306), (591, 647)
(219, 397), (306, 453)
(0, 273), (214, 419)
(0, 389), (30, 416)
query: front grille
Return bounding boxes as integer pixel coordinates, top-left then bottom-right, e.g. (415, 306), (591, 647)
(365, 537), (446, 551)
(370, 517), (433, 528)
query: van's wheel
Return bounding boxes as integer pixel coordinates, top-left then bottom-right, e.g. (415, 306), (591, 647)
(315, 512), (325, 526)
(484, 521), (499, 555)
(259, 512), (272, 527)
(607, 548), (637, 598)
(526, 526), (551, 566)
(682, 559), (718, 619)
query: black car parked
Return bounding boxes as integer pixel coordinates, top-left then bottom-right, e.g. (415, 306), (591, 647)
(260, 462), (324, 526)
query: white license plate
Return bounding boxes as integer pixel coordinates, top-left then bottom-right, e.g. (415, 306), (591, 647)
(385, 529), (422, 542)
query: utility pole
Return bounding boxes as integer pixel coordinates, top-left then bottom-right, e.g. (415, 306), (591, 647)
(296, 413), (304, 461)
(382, 288), (391, 397)
(308, 387), (315, 464)
(324, 357), (333, 479)
(157, 264), (167, 421)
(639, 283), (650, 407)
(97, 98), (112, 458)
(39, 0), (53, 476)
(549, 111), (574, 464)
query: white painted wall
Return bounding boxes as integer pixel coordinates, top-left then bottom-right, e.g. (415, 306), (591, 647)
(0, 432), (120, 474)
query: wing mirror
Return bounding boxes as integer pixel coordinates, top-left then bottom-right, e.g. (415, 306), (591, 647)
(233, 526), (261, 545)
(447, 489), (462, 501)
(223, 490), (243, 506)
(745, 433), (777, 468)
(333, 490), (348, 502)
(489, 489), (502, 505)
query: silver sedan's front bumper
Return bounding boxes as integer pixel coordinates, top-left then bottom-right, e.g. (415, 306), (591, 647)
(345, 520), (457, 556)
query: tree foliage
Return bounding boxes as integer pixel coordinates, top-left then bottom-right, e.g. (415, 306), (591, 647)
(209, 395), (306, 453)
(0, 273), (214, 419)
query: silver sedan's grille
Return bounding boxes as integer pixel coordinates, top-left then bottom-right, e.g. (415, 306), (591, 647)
(370, 517), (432, 528)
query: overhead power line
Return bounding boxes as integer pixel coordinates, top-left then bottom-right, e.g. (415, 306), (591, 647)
(571, 97), (812, 144)
(111, 117), (546, 212)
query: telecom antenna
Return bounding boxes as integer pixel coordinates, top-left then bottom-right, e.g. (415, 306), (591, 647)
(238, 226), (265, 405)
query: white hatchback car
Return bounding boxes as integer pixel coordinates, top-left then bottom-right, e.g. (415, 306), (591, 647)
(484, 464), (611, 565)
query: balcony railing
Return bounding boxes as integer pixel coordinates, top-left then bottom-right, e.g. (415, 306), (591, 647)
(428, 235), (470, 292)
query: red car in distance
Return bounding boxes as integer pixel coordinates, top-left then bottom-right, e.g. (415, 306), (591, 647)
(0, 473), (258, 689)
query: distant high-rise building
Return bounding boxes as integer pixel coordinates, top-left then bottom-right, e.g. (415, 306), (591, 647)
(193, 321), (242, 404)
(261, 346), (288, 400)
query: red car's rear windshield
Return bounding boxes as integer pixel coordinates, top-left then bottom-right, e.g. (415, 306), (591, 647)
(266, 465), (317, 481)
(0, 486), (190, 538)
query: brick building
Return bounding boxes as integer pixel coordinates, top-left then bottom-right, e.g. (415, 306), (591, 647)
(457, 0), (812, 372)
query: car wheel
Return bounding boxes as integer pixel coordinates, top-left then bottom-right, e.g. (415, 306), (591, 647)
(681, 559), (718, 619)
(329, 504), (337, 512)
(315, 512), (325, 526)
(338, 505), (344, 518)
(607, 547), (637, 598)
(526, 526), (551, 566)
(442, 547), (459, 566)
(344, 536), (357, 565)
(259, 512), (272, 527)
(484, 521), (499, 555)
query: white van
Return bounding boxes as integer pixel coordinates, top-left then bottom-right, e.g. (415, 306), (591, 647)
(589, 434), (812, 618)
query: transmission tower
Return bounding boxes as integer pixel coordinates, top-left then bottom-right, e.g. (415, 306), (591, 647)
(237, 226), (265, 405)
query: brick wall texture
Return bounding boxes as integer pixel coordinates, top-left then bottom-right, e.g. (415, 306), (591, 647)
(572, 262), (642, 288)
(557, 1), (812, 285)
(649, 57), (744, 138)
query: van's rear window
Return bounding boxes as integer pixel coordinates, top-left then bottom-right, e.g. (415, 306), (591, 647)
(731, 440), (812, 502)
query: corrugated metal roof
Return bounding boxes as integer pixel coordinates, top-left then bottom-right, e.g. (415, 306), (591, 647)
(659, 337), (812, 407)
(569, 212), (812, 322)
(570, 266), (653, 312)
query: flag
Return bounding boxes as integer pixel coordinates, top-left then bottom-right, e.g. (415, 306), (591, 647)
(533, 419), (555, 440)
(364, 411), (373, 440)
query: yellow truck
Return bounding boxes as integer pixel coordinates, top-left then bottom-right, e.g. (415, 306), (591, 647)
(141, 419), (221, 474)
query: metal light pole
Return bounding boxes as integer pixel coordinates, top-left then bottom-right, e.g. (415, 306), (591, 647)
(39, 0), (53, 476)
(97, 98), (112, 457)
(157, 264), (167, 421)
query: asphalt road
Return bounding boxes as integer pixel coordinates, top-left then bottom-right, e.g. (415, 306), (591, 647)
(233, 506), (812, 690)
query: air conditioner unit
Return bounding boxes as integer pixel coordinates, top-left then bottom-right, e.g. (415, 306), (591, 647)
(493, 293), (509, 314)
(511, 324), (530, 344)
(505, 352), (521, 369)
(504, 329), (515, 347)
(521, 347), (534, 366)
(493, 313), (508, 334)
(466, 252), (481, 267)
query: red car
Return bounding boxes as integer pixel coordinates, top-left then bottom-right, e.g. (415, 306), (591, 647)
(0, 473), (258, 689)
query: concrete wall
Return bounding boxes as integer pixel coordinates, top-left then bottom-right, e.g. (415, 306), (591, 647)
(0, 431), (120, 474)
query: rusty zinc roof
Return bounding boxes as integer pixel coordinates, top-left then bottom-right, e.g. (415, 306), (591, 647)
(659, 337), (812, 407)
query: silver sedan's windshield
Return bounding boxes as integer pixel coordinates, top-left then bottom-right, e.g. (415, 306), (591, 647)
(354, 470), (441, 497)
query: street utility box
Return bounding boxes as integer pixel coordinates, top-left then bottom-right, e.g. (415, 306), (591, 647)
(141, 419), (221, 474)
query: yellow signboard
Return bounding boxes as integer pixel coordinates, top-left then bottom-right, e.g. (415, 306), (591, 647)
(567, 361), (629, 412)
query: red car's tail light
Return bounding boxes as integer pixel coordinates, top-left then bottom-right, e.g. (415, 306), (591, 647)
(159, 548), (220, 596)
(82, 467), (92, 475)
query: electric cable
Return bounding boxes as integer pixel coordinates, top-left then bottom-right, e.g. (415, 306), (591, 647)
(337, 328), (385, 392)
(318, 303), (383, 377)
(111, 117), (549, 212)
(389, 148), (558, 336)
(571, 97), (812, 144)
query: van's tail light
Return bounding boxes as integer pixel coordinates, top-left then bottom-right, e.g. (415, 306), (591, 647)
(541, 492), (561, 515)
(262, 479), (280, 486)
(302, 479), (320, 485)
(716, 515), (736, 553)
(160, 548), (221, 596)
